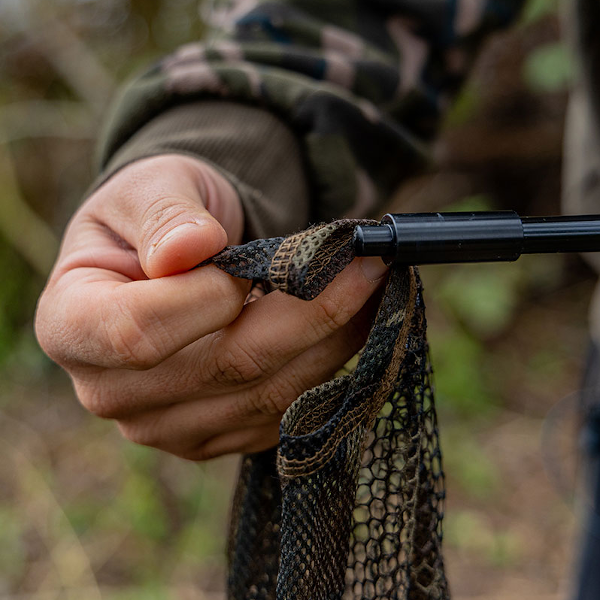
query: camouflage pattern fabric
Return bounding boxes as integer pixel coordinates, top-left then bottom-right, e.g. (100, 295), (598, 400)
(208, 220), (447, 599)
(99, 0), (525, 224)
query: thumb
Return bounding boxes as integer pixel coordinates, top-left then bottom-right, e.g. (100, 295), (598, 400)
(96, 155), (244, 278)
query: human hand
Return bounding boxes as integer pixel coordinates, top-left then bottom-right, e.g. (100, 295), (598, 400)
(35, 154), (388, 460)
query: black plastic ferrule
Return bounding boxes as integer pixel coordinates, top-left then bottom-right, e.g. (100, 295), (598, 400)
(354, 212), (600, 265)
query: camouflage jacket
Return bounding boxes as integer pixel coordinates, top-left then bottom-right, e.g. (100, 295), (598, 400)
(97, 0), (525, 241)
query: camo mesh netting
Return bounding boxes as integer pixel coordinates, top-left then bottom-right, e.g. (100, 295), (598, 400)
(208, 220), (449, 600)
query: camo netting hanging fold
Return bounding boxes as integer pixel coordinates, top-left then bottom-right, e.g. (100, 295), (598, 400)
(208, 220), (448, 600)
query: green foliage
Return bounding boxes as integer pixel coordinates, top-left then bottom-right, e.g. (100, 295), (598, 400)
(0, 507), (26, 580)
(442, 431), (500, 499)
(445, 194), (494, 213)
(0, 239), (41, 366)
(120, 472), (169, 541)
(63, 500), (106, 536)
(444, 84), (481, 128)
(445, 510), (523, 568)
(429, 326), (498, 417)
(519, 0), (560, 26)
(176, 516), (224, 560)
(436, 265), (521, 338)
(105, 584), (169, 600)
(523, 42), (573, 93)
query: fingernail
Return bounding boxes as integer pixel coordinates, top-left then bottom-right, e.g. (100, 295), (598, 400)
(360, 257), (389, 282)
(149, 221), (206, 255)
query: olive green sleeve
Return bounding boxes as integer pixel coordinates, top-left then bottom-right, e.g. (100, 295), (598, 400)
(95, 100), (310, 240)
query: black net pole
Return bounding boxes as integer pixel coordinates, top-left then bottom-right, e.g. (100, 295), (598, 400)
(354, 212), (600, 265)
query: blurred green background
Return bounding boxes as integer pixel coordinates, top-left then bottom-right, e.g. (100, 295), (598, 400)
(0, 0), (591, 598)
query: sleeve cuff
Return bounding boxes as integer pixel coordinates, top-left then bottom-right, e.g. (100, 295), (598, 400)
(93, 101), (311, 241)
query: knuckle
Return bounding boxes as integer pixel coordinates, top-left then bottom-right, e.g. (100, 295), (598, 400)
(209, 340), (269, 386)
(248, 379), (295, 416)
(311, 295), (352, 338)
(103, 298), (164, 370)
(211, 272), (249, 321)
(34, 292), (74, 366)
(34, 296), (54, 355)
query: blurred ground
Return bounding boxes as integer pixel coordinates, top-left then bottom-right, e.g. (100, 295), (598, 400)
(0, 0), (592, 598)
